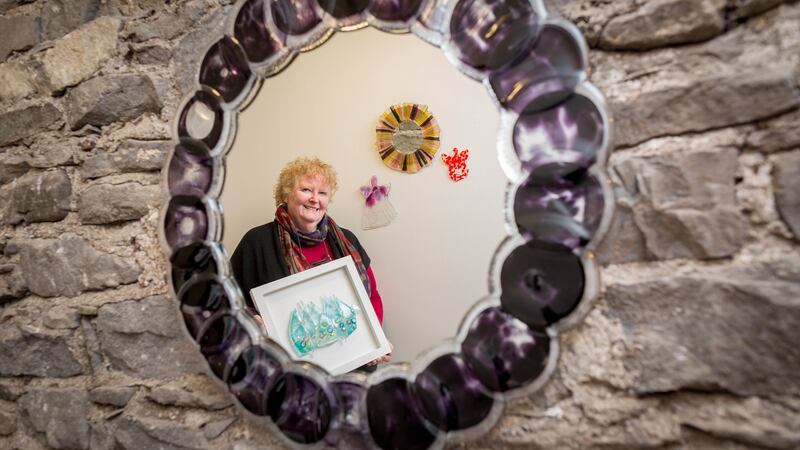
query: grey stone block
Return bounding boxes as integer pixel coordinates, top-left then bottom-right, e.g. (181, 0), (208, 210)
(20, 388), (89, 449)
(5, 169), (71, 225)
(66, 74), (162, 130)
(89, 386), (136, 407)
(147, 377), (233, 411)
(201, 417), (236, 440)
(747, 109), (800, 153)
(96, 296), (205, 379)
(81, 140), (169, 179)
(0, 60), (39, 102)
(43, 305), (81, 329)
(773, 150), (800, 238)
(0, 268), (27, 304)
(600, 0), (724, 50)
(41, 16), (121, 91)
(40, 0), (111, 41)
(0, 103), (61, 146)
(113, 415), (210, 450)
(608, 148), (746, 261)
(78, 182), (161, 224)
(19, 238), (141, 297)
(605, 255), (800, 397)
(612, 70), (800, 147)
(0, 14), (40, 62)
(0, 326), (82, 377)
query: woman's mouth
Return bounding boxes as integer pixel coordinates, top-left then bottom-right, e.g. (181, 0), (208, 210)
(302, 205), (320, 212)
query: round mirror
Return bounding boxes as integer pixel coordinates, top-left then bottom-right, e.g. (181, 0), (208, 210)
(162, 0), (613, 447)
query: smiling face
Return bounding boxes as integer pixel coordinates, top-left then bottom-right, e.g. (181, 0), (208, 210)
(283, 173), (331, 233)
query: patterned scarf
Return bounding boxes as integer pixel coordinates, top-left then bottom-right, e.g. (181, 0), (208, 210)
(275, 206), (371, 296)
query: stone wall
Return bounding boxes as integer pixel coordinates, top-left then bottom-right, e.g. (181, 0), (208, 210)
(0, 0), (798, 449)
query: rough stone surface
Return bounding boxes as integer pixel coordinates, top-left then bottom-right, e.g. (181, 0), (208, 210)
(0, 268), (28, 304)
(201, 417), (236, 440)
(773, 150), (800, 238)
(81, 318), (103, 372)
(0, 408), (16, 436)
(605, 255), (800, 398)
(613, 70), (800, 147)
(675, 395), (800, 449)
(18, 238), (141, 298)
(0, 145), (73, 185)
(65, 74), (162, 130)
(0, 14), (40, 62)
(148, 377), (233, 411)
(113, 415), (210, 450)
(78, 181), (161, 224)
(40, 0), (111, 41)
(727, 0), (785, 20)
(605, 147), (746, 262)
(0, 103), (61, 146)
(20, 388), (89, 449)
(600, 0), (724, 50)
(4, 169), (71, 225)
(41, 16), (121, 91)
(133, 44), (174, 65)
(96, 296), (205, 378)
(89, 386), (135, 407)
(81, 140), (169, 179)
(0, 326), (82, 377)
(0, 61), (39, 101)
(43, 305), (81, 329)
(746, 110), (800, 153)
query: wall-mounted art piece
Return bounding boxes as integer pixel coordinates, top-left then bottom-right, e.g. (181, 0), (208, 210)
(375, 102), (441, 173)
(250, 256), (390, 375)
(441, 147), (470, 182)
(360, 175), (397, 230)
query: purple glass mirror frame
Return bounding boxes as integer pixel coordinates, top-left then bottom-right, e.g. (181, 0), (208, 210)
(160, 0), (614, 447)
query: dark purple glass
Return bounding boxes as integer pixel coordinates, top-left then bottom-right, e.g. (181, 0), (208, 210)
(168, 139), (214, 197)
(490, 23), (585, 114)
(164, 195), (209, 250)
(367, 378), (437, 450)
(197, 313), (252, 382)
(512, 93), (605, 183)
(461, 307), (550, 392)
(171, 242), (219, 298)
(500, 242), (584, 329)
(177, 90), (224, 150)
(318, 0), (369, 19)
(268, 373), (333, 444)
(369, 0), (423, 21)
(229, 345), (284, 416)
(413, 353), (494, 431)
(327, 381), (372, 449)
(235, 0), (287, 63)
(514, 171), (604, 250)
(199, 36), (253, 104)
(448, 0), (539, 71)
(271, 0), (322, 35)
(178, 274), (230, 339)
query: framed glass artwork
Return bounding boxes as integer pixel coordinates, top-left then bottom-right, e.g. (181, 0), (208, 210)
(251, 256), (391, 375)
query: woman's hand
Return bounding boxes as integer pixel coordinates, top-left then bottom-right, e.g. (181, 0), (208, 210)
(252, 314), (269, 336)
(367, 342), (393, 366)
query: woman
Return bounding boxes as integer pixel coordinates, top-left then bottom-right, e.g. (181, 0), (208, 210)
(231, 157), (390, 366)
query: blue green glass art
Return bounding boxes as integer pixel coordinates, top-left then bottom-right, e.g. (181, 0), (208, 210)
(289, 296), (358, 356)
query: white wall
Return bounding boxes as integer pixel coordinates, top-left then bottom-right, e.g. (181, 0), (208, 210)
(221, 27), (506, 362)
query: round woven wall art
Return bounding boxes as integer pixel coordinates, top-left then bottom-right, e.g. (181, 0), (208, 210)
(375, 103), (441, 173)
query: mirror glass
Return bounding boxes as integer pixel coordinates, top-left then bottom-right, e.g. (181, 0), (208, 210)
(221, 27), (507, 362)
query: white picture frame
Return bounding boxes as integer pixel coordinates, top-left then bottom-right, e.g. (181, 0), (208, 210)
(250, 256), (391, 375)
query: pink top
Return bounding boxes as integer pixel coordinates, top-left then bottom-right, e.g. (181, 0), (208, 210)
(300, 240), (383, 324)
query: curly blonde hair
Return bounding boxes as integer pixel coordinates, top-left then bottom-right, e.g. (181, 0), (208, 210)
(274, 157), (339, 206)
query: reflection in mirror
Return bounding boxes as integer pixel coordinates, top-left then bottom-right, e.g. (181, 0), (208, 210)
(221, 27), (506, 362)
